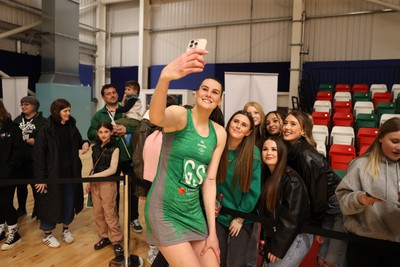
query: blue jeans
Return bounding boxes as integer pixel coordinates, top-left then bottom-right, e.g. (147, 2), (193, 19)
(40, 184), (75, 231)
(267, 233), (313, 267)
(319, 194), (347, 267)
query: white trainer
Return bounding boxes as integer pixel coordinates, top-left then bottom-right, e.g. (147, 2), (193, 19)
(43, 234), (61, 248)
(62, 229), (74, 244)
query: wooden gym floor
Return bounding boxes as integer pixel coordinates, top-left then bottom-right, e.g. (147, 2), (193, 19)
(1, 148), (151, 267)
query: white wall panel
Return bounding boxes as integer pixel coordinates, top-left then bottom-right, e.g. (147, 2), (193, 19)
(151, 27), (217, 65)
(251, 21), (291, 62)
(121, 35), (139, 66)
(371, 12), (400, 59)
(304, 14), (373, 61)
(108, 1), (140, 33)
(216, 25), (251, 63)
(252, 0), (293, 19)
(151, 0), (251, 30)
(110, 37), (122, 67)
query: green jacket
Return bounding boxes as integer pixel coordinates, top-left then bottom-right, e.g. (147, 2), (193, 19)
(217, 147), (262, 227)
(87, 105), (133, 162)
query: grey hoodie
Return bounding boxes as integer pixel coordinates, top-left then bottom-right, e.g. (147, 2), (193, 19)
(336, 156), (400, 242)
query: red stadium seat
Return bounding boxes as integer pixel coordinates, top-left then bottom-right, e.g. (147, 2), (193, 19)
(335, 84), (351, 92)
(372, 92), (392, 108)
(329, 144), (356, 171)
(333, 101), (352, 113)
(332, 112), (354, 127)
(357, 127), (378, 152)
(312, 112), (331, 127)
(352, 84), (369, 94)
(316, 91), (333, 101)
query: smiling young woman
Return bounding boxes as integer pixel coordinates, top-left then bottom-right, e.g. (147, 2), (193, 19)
(144, 49), (227, 267)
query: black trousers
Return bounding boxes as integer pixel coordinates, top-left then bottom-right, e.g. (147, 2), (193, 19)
(0, 185), (18, 225)
(347, 241), (400, 267)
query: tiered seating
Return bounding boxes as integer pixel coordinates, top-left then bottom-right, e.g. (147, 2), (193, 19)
(332, 112), (353, 127)
(376, 102), (396, 120)
(357, 128), (378, 155)
(330, 126), (355, 146)
(316, 91), (333, 101)
(372, 92), (391, 108)
(355, 113), (378, 134)
(312, 83), (400, 174)
(391, 84), (400, 100)
(312, 112), (331, 127)
(333, 101), (352, 113)
(319, 84), (334, 92)
(329, 144), (356, 171)
(334, 92), (352, 103)
(335, 84), (351, 92)
(352, 84), (369, 94)
(353, 101), (374, 117)
(313, 100), (332, 114)
(352, 92), (370, 103)
(380, 114), (400, 126)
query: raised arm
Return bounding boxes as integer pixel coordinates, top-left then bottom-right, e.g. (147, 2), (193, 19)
(149, 49), (208, 130)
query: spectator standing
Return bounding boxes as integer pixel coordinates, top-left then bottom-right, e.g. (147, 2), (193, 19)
(87, 84), (142, 233)
(336, 117), (400, 266)
(259, 136), (311, 266)
(216, 110), (262, 267)
(265, 110), (285, 137)
(0, 100), (24, 250)
(283, 110), (346, 267)
(13, 96), (47, 217)
(145, 49), (226, 267)
(86, 122), (130, 261)
(33, 99), (90, 248)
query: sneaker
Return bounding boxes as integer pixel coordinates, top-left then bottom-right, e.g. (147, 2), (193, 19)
(0, 225), (6, 242)
(147, 245), (159, 265)
(62, 229), (74, 244)
(42, 234), (60, 248)
(130, 255), (144, 267)
(114, 244), (124, 258)
(1, 229), (22, 250)
(130, 219), (143, 233)
(94, 237), (111, 250)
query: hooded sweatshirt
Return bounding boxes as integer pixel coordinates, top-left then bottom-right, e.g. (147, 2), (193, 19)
(336, 156), (400, 242)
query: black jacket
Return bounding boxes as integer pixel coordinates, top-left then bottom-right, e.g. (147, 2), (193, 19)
(0, 118), (24, 187)
(261, 168), (310, 259)
(14, 111), (47, 162)
(33, 116), (88, 223)
(287, 138), (340, 225)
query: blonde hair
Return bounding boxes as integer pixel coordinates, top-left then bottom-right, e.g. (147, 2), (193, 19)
(363, 117), (400, 177)
(244, 102), (265, 145)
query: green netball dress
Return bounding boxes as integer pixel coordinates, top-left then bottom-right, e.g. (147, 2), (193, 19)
(145, 109), (217, 246)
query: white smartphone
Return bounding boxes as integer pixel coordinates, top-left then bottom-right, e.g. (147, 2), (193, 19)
(186, 39), (207, 51)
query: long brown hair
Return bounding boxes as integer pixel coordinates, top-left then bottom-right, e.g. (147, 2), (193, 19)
(217, 110), (256, 192)
(261, 136), (288, 213)
(363, 117), (400, 177)
(285, 110), (316, 148)
(0, 100), (11, 124)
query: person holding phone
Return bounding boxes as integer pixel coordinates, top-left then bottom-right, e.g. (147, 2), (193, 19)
(145, 47), (226, 267)
(336, 117), (400, 266)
